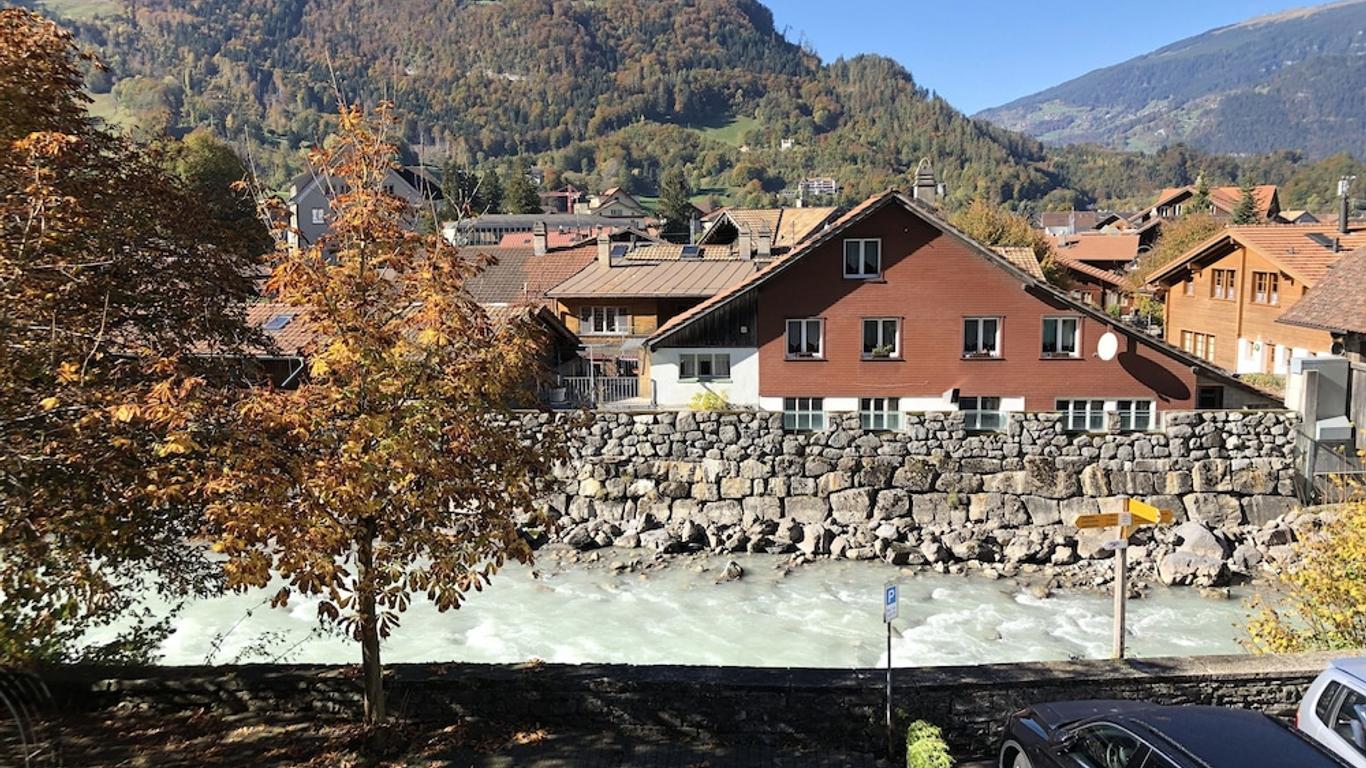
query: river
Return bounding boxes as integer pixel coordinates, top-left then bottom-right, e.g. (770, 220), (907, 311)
(144, 551), (1255, 668)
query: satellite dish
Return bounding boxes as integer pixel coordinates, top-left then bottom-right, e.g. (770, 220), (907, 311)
(1097, 331), (1119, 362)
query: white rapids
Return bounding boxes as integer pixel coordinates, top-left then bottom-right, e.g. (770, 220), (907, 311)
(132, 552), (1255, 668)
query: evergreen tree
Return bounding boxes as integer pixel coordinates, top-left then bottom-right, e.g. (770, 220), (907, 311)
(1187, 174), (1211, 217)
(477, 168), (504, 215)
(657, 167), (695, 243)
(440, 161), (480, 219)
(1232, 180), (1260, 224)
(503, 166), (542, 214)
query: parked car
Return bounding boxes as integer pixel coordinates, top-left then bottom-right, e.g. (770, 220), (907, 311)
(1298, 658), (1366, 767)
(998, 699), (1348, 768)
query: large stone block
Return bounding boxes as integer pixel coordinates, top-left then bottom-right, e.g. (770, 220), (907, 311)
(1192, 460), (1231, 492)
(894, 459), (937, 492)
(1242, 496), (1298, 526)
(830, 488), (875, 525)
(742, 496), (783, 526)
(719, 477), (751, 499)
(784, 496), (829, 525)
(817, 471), (853, 497)
(1022, 496), (1061, 526)
(1182, 493), (1244, 528)
(912, 493), (950, 525)
(874, 488), (911, 519)
(703, 500), (743, 527)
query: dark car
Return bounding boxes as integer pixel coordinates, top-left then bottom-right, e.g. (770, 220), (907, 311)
(998, 699), (1350, 768)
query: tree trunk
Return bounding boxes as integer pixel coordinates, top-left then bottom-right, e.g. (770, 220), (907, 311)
(357, 526), (385, 723)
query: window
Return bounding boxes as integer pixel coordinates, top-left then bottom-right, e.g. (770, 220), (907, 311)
(782, 397), (824, 431)
(1181, 330), (1215, 362)
(1042, 317), (1080, 358)
(580, 306), (628, 335)
(862, 318), (900, 359)
(843, 239), (881, 278)
(859, 398), (900, 431)
(1252, 271), (1279, 305)
(963, 317), (1001, 358)
(960, 396), (1004, 432)
(678, 353), (731, 381)
(1317, 682), (1345, 727)
(786, 318), (824, 359)
(1330, 686), (1366, 757)
(310, 207), (326, 225)
(1064, 724), (1147, 768)
(1211, 268), (1237, 300)
(1058, 399), (1106, 432)
(1117, 400), (1154, 431)
(1197, 386), (1224, 409)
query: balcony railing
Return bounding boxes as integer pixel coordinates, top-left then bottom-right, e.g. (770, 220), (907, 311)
(560, 376), (640, 407)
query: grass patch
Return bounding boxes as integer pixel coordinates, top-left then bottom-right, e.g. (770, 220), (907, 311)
(42, 0), (120, 19)
(86, 92), (138, 130)
(684, 114), (760, 147)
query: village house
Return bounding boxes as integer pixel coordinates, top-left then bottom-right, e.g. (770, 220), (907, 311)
(1135, 184), (1281, 224)
(445, 212), (652, 246)
(287, 166), (443, 249)
(644, 188), (1272, 421)
(1278, 245), (1366, 451)
(698, 205), (839, 257)
(1147, 222), (1366, 376)
(1038, 210), (1134, 237)
(578, 186), (651, 218)
(1050, 232), (1142, 272)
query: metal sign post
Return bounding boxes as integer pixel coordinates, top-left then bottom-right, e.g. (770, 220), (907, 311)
(883, 583), (898, 757)
(1074, 499), (1173, 660)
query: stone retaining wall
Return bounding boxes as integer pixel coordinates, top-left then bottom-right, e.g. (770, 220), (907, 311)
(519, 409), (1306, 587)
(45, 652), (1340, 758)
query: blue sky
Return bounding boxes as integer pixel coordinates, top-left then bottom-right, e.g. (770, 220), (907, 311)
(766, 0), (1332, 114)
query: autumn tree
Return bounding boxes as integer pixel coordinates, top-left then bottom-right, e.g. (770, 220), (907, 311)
(1231, 179), (1260, 224)
(0, 10), (264, 663)
(1133, 212), (1222, 281)
(657, 167), (695, 243)
(1247, 502), (1366, 653)
(949, 198), (1069, 288)
(205, 104), (564, 723)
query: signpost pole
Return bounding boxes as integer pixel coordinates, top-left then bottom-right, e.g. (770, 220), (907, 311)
(1112, 526), (1126, 660)
(883, 583), (898, 758)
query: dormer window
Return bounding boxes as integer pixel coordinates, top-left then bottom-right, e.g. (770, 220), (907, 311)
(843, 239), (881, 279)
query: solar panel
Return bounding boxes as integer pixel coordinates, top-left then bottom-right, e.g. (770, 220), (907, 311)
(610, 244), (629, 259)
(680, 245), (701, 259)
(1306, 233), (1337, 249)
(263, 314), (293, 331)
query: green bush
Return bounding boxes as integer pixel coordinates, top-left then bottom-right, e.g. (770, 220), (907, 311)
(689, 390), (730, 412)
(906, 720), (953, 768)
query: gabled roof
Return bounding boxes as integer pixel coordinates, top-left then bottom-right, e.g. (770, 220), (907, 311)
(1056, 256), (1129, 289)
(993, 246), (1045, 280)
(700, 207), (839, 250)
(1150, 185), (1279, 218)
(464, 244), (597, 305)
(547, 259), (758, 299)
(1053, 233), (1141, 264)
(288, 165), (442, 203)
(1279, 245), (1366, 335)
(646, 189), (1273, 401)
(1147, 224), (1366, 287)
(1039, 211), (1101, 230)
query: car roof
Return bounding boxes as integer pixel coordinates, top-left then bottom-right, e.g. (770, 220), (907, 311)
(1331, 657), (1366, 685)
(1109, 705), (1345, 768)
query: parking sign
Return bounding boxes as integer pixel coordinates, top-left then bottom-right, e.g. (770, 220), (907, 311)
(883, 583), (898, 622)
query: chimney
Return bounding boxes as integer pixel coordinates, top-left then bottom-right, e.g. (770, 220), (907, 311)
(532, 221), (548, 256)
(1339, 175), (1355, 235)
(737, 226), (755, 260)
(757, 225), (773, 259)
(597, 231), (612, 267)
(913, 157), (938, 206)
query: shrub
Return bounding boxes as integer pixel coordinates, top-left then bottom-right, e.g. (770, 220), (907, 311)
(689, 390), (730, 412)
(906, 720), (954, 768)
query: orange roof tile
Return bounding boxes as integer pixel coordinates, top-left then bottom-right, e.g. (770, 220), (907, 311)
(464, 244), (597, 305)
(1053, 233), (1140, 264)
(1055, 256), (1129, 288)
(547, 259), (759, 299)
(1149, 223), (1366, 286)
(993, 246), (1044, 280)
(1279, 245), (1366, 335)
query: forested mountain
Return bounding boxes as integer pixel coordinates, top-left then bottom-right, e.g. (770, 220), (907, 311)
(26, 0), (1366, 212)
(977, 1), (1366, 158)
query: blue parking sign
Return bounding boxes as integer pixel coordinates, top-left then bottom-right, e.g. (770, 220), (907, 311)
(883, 583), (898, 622)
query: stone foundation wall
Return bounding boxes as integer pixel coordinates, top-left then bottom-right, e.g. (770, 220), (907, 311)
(46, 652), (1339, 758)
(519, 409), (1306, 587)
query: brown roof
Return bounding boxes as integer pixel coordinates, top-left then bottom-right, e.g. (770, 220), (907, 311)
(547, 259), (759, 299)
(1039, 211), (1101, 230)
(622, 243), (734, 261)
(1053, 233), (1140, 264)
(464, 245), (597, 305)
(704, 207), (838, 250)
(246, 302), (316, 356)
(1152, 185), (1279, 218)
(1148, 224), (1366, 287)
(993, 246), (1044, 280)
(1279, 245), (1366, 335)
(1056, 256), (1129, 288)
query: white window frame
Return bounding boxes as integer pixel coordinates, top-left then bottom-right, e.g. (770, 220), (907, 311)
(963, 317), (1002, 358)
(786, 318), (824, 359)
(310, 207), (326, 225)
(960, 396), (1004, 432)
(782, 397), (824, 432)
(581, 306), (629, 335)
(1041, 316), (1081, 358)
(842, 238), (882, 279)
(1058, 399), (1107, 433)
(861, 317), (901, 359)
(1116, 400), (1154, 432)
(859, 397), (900, 431)
(678, 352), (732, 382)
(1252, 271), (1279, 306)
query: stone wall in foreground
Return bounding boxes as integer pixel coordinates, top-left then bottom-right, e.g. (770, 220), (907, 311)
(47, 652), (1339, 758)
(519, 409), (1306, 587)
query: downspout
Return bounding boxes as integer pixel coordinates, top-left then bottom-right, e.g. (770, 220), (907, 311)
(279, 356), (307, 389)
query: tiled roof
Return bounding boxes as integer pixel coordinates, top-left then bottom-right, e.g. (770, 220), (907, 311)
(1150, 224), (1366, 287)
(621, 243), (733, 261)
(993, 246), (1044, 280)
(1053, 233), (1140, 263)
(1151, 185), (1278, 218)
(1039, 211), (1101, 230)
(463, 244), (597, 305)
(547, 259), (758, 299)
(1056, 256), (1129, 288)
(246, 302), (316, 356)
(1279, 245), (1366, 335)
(498, 229), (600, 249)
(706, 207), (838, 250)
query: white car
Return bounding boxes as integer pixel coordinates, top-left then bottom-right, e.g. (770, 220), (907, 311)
(1299, 658), (1366, 768)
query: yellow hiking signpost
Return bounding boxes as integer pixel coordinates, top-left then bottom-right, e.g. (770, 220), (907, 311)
(1075, 498), (1174, 659)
